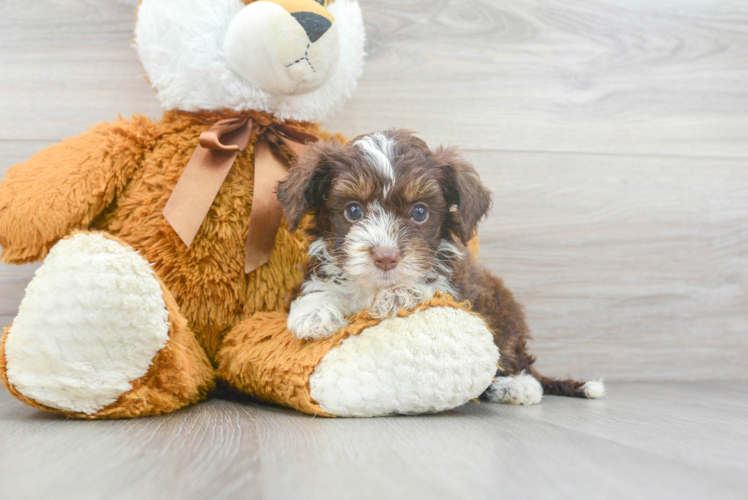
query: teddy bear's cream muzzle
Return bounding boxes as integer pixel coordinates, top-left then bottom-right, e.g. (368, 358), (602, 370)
(224, 0), (340, 96)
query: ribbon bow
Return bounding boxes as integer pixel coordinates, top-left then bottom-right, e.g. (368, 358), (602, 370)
(163, 117), (318, 274)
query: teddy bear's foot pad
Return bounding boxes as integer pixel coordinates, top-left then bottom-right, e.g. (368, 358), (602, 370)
(3, 233), (170, 415)
(309, 306), (499, 417)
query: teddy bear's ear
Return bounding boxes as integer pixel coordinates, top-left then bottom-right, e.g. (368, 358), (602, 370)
(434, 147), (493, 245)
(277, 140), (340, 232)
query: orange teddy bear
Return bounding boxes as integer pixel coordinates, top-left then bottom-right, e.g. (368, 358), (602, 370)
(0, 0), (499, 419)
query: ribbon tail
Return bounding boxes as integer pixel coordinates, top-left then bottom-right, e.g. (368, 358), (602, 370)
(163, 119), (253, 247)
(244, 140), (289, 274)
(277, 135), (310, 159)
(163, 147), (238, 247)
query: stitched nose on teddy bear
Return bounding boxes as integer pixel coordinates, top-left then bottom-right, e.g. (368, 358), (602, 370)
(291, 12), (332, 43)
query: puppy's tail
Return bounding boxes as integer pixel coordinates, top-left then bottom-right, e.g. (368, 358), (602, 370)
(530, 369), (607, 399)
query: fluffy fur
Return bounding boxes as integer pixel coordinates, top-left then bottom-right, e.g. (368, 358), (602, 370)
(0, 232), (215, 419)
(582, 380), (607, 398)
(0, 110), (337, 419)
(309, 305), (498, 417)
(0, 110), (323, 361)
(485, 371), (543, 405)
(277, 130), (606, 402)
(0, 0), (590, 419)
(135, 0), (365, 121)
(217, 294), (499, 417)
(355, 133), (396, 186)
(5, 233), (171, 414)
(3, 0), (508, 420)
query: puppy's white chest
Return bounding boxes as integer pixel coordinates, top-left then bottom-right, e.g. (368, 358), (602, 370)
(367, 285), (427, 319)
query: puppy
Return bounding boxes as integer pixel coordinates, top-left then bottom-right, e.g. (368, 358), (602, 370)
(276, 130), (605, 405)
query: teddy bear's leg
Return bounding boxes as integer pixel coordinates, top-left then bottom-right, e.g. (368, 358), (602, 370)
(0, 232), (215, 419)
(216, 300), (501, 417)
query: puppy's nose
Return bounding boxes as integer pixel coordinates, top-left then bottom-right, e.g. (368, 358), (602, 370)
(291, 12), (332, 43)
(372, 247), (400, 271)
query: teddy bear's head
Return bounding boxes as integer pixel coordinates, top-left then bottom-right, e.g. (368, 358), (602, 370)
(135, 0), (365, 122)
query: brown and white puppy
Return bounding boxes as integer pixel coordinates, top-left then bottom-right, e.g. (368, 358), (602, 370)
(276, 130), (605, 404)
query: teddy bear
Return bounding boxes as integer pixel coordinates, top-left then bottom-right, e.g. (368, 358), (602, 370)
(0, 0), (499, 419)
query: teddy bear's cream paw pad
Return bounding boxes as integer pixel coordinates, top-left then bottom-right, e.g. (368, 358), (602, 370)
(309, 306), (499, 417)
(4, 233), (170, 415)
(485, 372), (543, 405)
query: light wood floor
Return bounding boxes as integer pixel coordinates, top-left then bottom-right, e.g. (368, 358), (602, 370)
(0, 1), (746, 498)
(1, 384), (747, 500)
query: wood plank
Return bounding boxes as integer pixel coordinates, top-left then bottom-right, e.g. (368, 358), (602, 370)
(0, 394), (263, 500)
(0, 0), (162, 141)
(1, 383), (746, 500)
(469, 150), (748, 381)
(0, 0), (746, 157)
(329, 0), (748, 157)
(516, 382), (748, 471)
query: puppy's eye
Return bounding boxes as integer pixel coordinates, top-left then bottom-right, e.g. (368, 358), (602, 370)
(411, 203), (429, 223)
(344, 202), (364, 222)
(316, 0), (329, 7)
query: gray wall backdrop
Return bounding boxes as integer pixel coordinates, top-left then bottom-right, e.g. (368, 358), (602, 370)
(0, 0), (746, 381)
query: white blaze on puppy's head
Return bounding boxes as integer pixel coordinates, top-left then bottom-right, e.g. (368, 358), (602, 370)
(354, 132), (396, 195)
(135, 0), (365, 121)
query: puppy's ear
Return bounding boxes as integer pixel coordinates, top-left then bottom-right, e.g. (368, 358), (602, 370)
(435, 146), (492, 244)
(276, 140), (338, 232)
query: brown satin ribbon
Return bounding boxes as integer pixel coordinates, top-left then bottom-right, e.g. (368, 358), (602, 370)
(163, 117), (318, 274)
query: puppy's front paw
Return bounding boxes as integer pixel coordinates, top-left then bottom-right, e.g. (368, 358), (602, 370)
(288, 296), (349, 341)
(369, 285), (425, 319)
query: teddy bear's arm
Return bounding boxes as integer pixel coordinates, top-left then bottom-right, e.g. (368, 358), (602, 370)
(0, 115), (156, 263)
